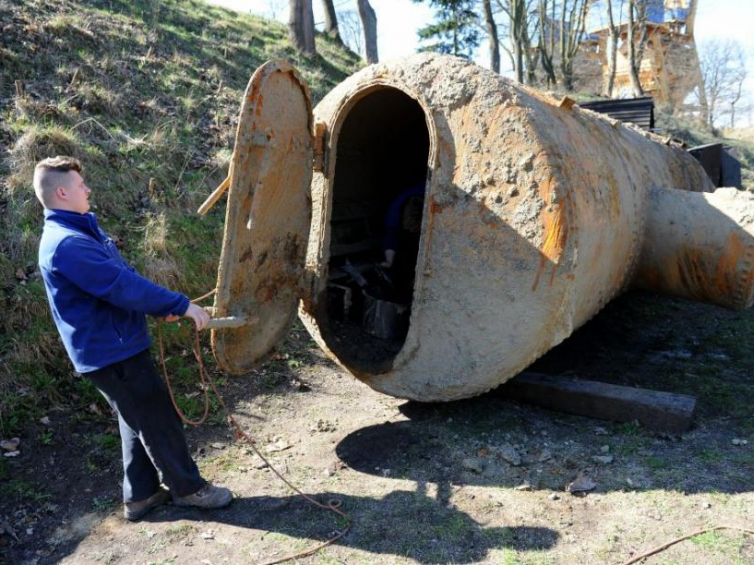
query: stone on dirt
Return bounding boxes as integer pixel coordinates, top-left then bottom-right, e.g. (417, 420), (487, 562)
(462, 457), (486, 474)
(497, 443), (521, 466)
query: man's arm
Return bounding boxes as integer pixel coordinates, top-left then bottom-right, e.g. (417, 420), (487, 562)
(54, 235), (190, 318)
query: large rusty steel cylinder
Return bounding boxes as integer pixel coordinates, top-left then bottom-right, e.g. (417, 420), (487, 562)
(286, 53), (754, 402)
(635, 186), (754, 310)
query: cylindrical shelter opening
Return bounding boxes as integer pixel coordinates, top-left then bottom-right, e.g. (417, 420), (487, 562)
(321, 87), (430, 373)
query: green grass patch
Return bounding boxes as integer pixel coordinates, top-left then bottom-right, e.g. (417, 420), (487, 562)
(97, 432), (121, 451)
(0, 479), (52, 503)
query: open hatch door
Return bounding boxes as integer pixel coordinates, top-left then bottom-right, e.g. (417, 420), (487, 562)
(212, 60), (313, 374)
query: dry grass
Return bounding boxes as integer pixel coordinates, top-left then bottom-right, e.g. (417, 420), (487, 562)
(7, 126), (85, 195)
(141, 212), (183, 288)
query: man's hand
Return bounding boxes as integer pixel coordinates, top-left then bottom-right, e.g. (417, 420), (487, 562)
(381, 249), (396, 269)
(183, 302), (211, 330)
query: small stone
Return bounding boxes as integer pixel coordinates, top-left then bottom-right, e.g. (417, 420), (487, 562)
(548, 493), (560, 501)
(566, 474), (596, 494)
(732, 439), (748, 446)
(538, 449), (553, 462)
(462, 457), (486, 474)
(703, 502), (712, 509)
(591, 455), (614, 465)
(594, 427), (608, 436)
(508, 186), (519, 197)
(600, 445), (610, 453)
(498, 443), (521, 466)
(514, 482), (532, 491)
(0, 438), (20, 452)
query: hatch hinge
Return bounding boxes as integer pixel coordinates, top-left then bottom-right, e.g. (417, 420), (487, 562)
(312, 121), (328, 175)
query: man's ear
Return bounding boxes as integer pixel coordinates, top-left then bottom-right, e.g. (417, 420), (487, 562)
(55, 185), (67, 200)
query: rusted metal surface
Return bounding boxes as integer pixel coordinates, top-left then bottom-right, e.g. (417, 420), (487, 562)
(211, 60), (313, 374)
(635, 187), (754, 310)
(214, 54), (752, 402)
(298, 54), (716, 401)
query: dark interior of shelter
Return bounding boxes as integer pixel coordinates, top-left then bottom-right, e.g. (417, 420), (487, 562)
(322, 87), (430, 372)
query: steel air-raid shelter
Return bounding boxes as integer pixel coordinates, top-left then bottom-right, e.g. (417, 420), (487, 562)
(207, 54), (754, 402)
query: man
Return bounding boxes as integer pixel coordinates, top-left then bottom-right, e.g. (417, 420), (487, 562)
(381, 184), (425, 301)
(34, 156), (232, 521)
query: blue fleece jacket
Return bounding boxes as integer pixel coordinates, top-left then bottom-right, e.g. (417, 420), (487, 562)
(382, 185), (426, 252)
(38, 209), (190, 373)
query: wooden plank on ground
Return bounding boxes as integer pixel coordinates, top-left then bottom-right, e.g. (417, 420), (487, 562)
(498, 372), (697, 433)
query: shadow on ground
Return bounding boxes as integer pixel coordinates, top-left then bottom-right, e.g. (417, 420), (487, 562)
(43, 493), (559, 564)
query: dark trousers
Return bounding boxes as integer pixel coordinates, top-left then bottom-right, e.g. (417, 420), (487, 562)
(87, 349), (205, 503)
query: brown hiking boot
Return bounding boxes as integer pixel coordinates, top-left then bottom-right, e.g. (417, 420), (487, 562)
(124, 488), (171, 521)
(174, 483), (233, 509)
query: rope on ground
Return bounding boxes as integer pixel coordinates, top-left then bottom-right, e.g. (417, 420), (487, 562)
(157, 289), (351, 565)
(622, 524), (754, 564)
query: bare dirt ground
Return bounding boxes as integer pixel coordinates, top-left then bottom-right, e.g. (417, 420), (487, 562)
(2, 290), (754, 564)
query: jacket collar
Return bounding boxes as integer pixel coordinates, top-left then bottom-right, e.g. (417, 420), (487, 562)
(44, 209), (104, 242)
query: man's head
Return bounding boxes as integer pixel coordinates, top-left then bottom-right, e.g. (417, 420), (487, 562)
(33, 156), (91, 213)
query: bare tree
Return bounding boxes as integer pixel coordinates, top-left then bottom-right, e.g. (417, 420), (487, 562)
(357, 0), (378, 64)
(288, 0), (316, 56)
(265, 0), (288, 20)
(537, 0), (557, 88)
(339, 9), (364, 56)
(494, 0), (538, 83)
(603, 0), (622, 97)
(728, 72), (748, 128)
(521, 1), (539, 85)
(626, 0), (648, 97)
(483, 0), (500, 73)
(558, 0), (589, 90)
(320, 0), (343, 44)
(699, 39), (748, 128)
(534, 0), (587, 90)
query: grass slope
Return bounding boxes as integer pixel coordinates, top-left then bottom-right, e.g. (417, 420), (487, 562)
(0, 0), (361, 433)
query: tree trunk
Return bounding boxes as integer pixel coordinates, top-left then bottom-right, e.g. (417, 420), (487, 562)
(558, 0), (588, 91)
(522, 0), (538, 85)
(537, 0), (557, 88)
(483, 0), (500, 73)
(605, 0), (618, 97)
(288, 0), (316, 56)
(320, 0), (343, 44)
(627, 0), (644, 96)
(357, 0), (378, 64)
(509, 0), (525, 83)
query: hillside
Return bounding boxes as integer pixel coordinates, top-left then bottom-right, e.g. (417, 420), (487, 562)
(0, 0), (361, 433)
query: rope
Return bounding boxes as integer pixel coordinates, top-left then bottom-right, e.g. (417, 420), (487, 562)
(622, 524), (754, 564)
(157, 290), (351, 565)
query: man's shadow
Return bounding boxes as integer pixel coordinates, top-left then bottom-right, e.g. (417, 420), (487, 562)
(142, 490), (558, 563)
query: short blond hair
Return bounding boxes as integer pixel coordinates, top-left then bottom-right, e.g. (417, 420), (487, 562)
(33, 156), (83, 207)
